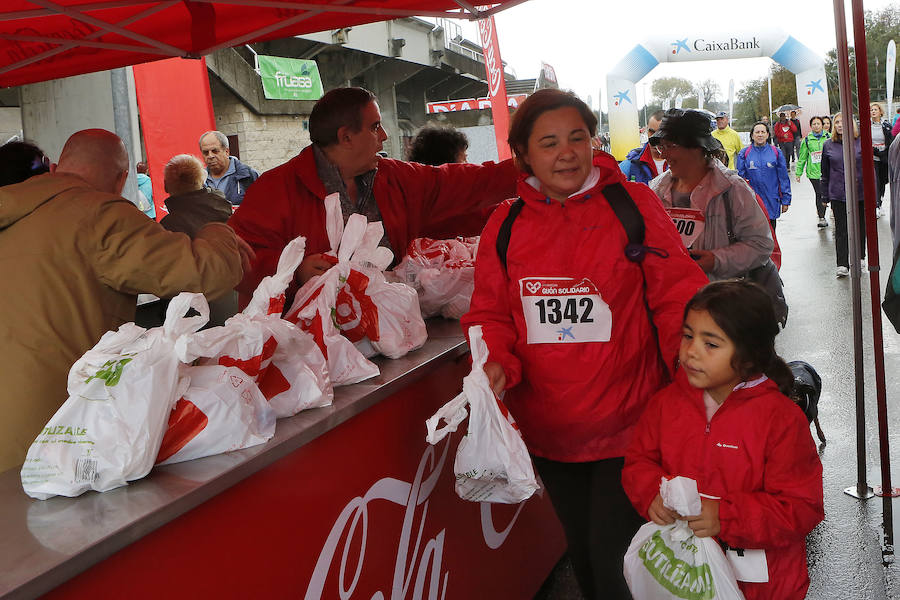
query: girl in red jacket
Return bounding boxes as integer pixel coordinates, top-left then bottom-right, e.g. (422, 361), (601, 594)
(623, 280), (824, 600)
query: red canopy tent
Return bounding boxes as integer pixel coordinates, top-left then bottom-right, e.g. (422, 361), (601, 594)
(0, 0), (524, 215)
(0, 0), (526, 87)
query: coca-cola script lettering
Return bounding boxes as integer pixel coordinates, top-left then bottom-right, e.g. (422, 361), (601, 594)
(305, 434), (524, 599)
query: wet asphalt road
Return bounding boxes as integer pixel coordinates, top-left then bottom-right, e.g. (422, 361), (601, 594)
(777, 173), (899, 600)
(536, 173), (900, 599)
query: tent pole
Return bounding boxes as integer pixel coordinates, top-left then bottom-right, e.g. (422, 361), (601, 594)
(851, 0), (898, 562)
(833, 0), (873, 504)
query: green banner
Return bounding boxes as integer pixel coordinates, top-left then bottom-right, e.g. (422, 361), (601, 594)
(258, 55), (324, 101)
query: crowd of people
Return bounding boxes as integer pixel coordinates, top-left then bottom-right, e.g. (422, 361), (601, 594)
(11, 84), (899, 599)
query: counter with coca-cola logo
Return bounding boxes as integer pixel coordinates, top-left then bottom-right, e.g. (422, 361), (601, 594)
(0, 319), (565, 600)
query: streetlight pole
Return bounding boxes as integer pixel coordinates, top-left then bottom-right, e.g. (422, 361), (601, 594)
(642, 82), (648, 127)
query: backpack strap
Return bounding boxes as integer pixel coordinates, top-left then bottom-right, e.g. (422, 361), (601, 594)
(495, 197), (525, 271)
(601, 182), (646, 261)
(722, 187), (737, 245)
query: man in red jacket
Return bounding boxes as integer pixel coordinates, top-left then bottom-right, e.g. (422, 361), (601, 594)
(229, 87), (519, 308)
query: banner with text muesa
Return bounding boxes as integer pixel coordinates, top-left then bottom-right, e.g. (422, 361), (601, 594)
(258, 55), (324, 101)
(44, 359), (566, 600)
(427, 94), (529, 114)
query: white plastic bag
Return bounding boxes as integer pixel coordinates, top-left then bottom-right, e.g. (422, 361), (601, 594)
(284, 194), (378, 384)
(22, 293), (210, 499)
(287, 194), (426, 361)
(391, 237), (477, 320)
(174, 236), (308, 381)
(256, 317), (333, 417)
(176, 235), (335, 412)
(344, 220), (427, 359)
(624, 476), (745, 600)
(243, 234), (333, 415)
(176, 311), (275, 380)
(425, 325), (539, 503)
(155, 365), (276, 465)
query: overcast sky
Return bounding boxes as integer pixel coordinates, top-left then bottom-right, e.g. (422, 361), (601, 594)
(446, 0), (898, 111)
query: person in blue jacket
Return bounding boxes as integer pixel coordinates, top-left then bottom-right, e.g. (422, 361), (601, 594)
(618, 110), (667, 184)
(737, 121), (791, 229)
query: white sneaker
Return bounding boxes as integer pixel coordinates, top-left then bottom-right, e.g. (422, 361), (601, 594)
(876, 207), (883, 218)
(818, 218), (828, 228)
(836, 266), (849, 278)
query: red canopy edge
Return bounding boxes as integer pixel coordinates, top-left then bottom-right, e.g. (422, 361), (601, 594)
(0, 0), (523, 87)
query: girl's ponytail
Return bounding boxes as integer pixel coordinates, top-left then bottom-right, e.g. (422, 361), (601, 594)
(765, 355), (794, 397)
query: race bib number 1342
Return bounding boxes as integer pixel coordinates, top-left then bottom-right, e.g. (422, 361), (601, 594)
(520, 277), (612, 344)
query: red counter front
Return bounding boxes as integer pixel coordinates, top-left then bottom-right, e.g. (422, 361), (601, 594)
(10, 326), (565, 600)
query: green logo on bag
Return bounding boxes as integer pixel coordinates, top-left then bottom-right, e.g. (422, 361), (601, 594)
(638, 530), (716, 599)
(85, 356), (134, 387)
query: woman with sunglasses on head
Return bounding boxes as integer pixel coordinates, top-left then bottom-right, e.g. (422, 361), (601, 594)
(461, 90), (707, 600)
(649, 109), (774, 280)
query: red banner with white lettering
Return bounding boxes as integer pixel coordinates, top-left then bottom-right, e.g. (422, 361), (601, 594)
(477, 16), (512, 161)
(133, 58), (217, 221)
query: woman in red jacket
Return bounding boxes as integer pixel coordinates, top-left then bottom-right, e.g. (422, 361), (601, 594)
(461, 89), (708, 599)
(623, 280), (824, 600)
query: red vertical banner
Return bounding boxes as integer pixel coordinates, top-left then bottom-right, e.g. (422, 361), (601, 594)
(478, 16), (512, 161)
(133, 57), (217, 221)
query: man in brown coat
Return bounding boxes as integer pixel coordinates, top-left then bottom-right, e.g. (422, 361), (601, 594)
(0, 129), (250, 472)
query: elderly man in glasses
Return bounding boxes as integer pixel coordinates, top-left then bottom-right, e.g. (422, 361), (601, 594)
(618, 109), (667, 185)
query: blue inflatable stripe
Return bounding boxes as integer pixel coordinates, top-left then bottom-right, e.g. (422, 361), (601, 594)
(611, 44), (659, 81)
(771, 36), (823, 73)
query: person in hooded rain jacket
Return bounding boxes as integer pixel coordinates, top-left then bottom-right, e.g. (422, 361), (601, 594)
(461, 89), (708, 600)
(623, 280), (824, 600)
(737, 121), (792, 229)
(795, 115), (831, 228)
(821, 113), (873, 278)
(619, 110), (667, 185)
(649, 110), (774, 281)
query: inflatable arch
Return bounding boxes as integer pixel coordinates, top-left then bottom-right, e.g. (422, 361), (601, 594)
(606, 30), (830, 159)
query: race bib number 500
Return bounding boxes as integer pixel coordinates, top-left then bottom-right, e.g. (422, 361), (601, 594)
(666, 207), (705, 249)
(519, 277), (612, 344)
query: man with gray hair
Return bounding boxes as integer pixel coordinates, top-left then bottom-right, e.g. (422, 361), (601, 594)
(0, 129), (251, 472)
(199, 130), (259, 206)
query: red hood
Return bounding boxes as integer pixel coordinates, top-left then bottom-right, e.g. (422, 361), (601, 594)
(638, 144), (664, 177)
(517, 150), (628, 204)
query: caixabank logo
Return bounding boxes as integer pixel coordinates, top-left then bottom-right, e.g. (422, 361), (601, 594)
(672, 36), (761, 53)
(613, 90), (632, 107)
